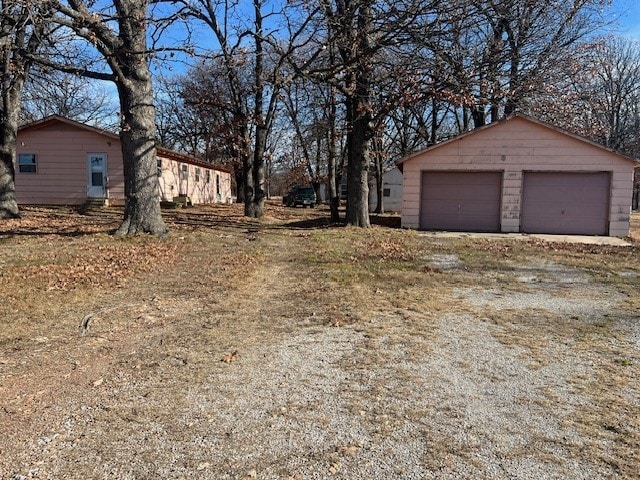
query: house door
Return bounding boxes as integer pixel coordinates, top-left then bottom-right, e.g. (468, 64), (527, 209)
(87, 153), (107, 198)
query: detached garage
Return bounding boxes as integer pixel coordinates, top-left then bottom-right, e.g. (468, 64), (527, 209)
(399, 114), (638, 236)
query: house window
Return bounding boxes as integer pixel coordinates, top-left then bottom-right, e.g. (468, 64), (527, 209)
(383, 188), (391, 197)
(156, 159), (162, 177)
(18, 153), (37, 173)
(206, 171), (211, 184)
(216, 174), (221, 196)
(195, 168), (201, 183)
(181, 164), (188, 179)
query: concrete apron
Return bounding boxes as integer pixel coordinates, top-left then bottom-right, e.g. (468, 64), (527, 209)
(420, 231), (633, 247)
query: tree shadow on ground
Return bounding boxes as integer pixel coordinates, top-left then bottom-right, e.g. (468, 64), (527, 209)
(0, 205), (121, 237)
(278, 216), (339, 230)
(277, 213), (401, 230)
(370, 214), (401, 229)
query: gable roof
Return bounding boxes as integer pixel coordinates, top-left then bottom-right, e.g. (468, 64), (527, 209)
(18, 115), (232, 174)
(397, 113), (639, 169)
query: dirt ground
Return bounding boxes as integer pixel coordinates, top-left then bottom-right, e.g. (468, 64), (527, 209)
(0, 203), (638, 479)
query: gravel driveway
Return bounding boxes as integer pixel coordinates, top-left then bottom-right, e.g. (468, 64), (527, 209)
(1, 217), (638, 480)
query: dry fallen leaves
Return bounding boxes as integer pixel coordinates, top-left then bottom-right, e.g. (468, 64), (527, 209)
(1, 238), (178, 292)
(221, 350), (238, 364)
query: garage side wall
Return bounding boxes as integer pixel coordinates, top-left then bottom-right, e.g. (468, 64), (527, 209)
(401, 117), (636, 236)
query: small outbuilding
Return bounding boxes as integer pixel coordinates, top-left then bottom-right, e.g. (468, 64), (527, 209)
(16, 115), (233, 206)
(369, 167), (403, 212)
(398, 114), (638, 236)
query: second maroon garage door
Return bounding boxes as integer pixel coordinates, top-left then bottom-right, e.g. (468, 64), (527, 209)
(420, 171), (502, 232)
(521, 172), (610, 235)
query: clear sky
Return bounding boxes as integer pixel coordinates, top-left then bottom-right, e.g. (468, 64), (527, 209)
(606, 0), (640, 38)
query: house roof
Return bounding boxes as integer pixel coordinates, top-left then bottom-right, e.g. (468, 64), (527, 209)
(18, 115), (232, 174)
(397, 113), (640, 170)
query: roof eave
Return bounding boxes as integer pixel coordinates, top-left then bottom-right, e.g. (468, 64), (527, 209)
(397, 113), (640, 166)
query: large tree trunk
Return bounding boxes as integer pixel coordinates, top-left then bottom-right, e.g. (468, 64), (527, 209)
(0, 6), (42, 220)
(345, 95), (371, 227)
(234, 166), (245, 203)
(344, 69), (372, 227)
(113, 2), (166, 236)
(345, 144), (370, 226)
(245, 125), (266, 217)
(244, 0), (266, 218)
(0, 109), (21, 219)
(115, 79), (166, 236)
(341, 0), (373, 227)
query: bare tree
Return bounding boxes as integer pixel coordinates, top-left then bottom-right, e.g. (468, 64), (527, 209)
(589, 37), (640, 154)
(524, 37), (640, 154)
(436, 0), (609, 128)
(282, 79), (333, 205)
(173, 0), (320, 218)
(47, 0), (171, 236)
(0, 0), (48, 219)
(300, 0), (441, 226)
(180, 58), (252, 203)
(21, 68), (117, 127)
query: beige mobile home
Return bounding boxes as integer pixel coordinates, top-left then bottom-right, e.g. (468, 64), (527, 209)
(398, 115), (638, 236)
(16, 116), (232, 206)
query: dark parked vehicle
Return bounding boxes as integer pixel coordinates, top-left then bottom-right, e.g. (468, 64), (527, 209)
(283, 186), (316, 207)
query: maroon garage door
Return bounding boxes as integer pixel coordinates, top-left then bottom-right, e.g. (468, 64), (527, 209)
(420, 171), (502, 232)
(520, 172), (610, 235)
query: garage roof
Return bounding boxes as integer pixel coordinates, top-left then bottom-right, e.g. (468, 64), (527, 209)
(397, 114), (639, 170)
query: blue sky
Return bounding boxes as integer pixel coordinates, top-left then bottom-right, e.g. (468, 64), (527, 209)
(607, 0), (640, 38)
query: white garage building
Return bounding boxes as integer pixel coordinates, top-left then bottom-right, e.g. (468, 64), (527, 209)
(398, 115), (638, 236)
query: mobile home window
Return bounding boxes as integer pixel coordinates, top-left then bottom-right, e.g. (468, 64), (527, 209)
(195, 168), (201, 183)
(181, 164), (188, 179)
(18, 154), (37, 173)
(156, 159), (162, 176)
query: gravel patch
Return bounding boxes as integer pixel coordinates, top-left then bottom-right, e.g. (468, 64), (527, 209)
(425, 254), (462, 270)
(456, 287), (622, 317)
(507, 261), (593, 285)
(6, 309), (625, 480)
(416, 313), (605, 479)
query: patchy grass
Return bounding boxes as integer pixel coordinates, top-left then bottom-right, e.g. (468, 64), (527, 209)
(0, 204), (639, 479)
